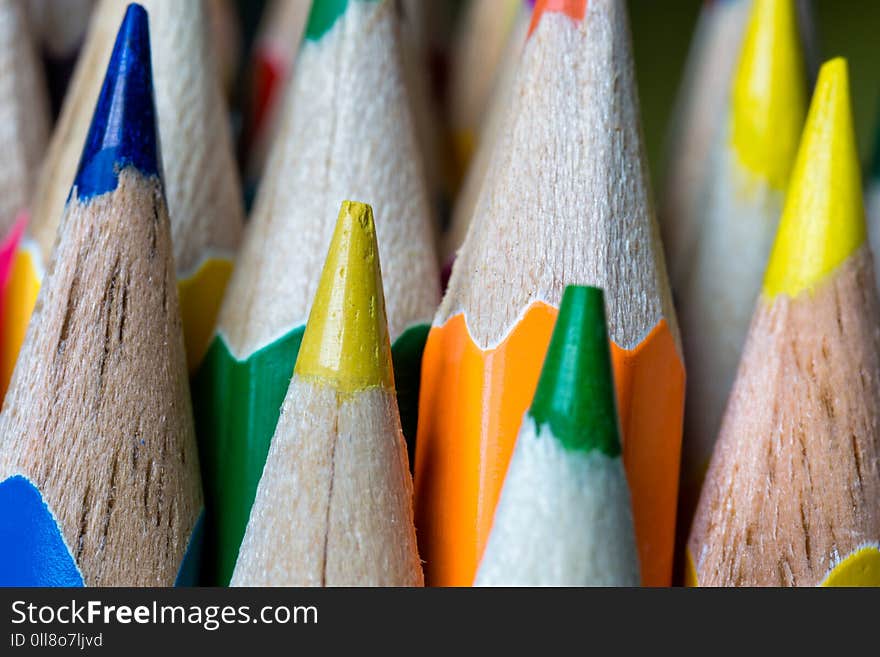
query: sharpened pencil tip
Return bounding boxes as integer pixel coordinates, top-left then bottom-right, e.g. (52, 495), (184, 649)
(763, 57), (866, 299)
(295, 201), (395, 393)
(73, 3), (160, 201)
(528, 285), (621, 456)
(730, 0), (806, 190)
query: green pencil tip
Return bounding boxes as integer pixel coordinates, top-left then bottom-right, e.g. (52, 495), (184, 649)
(528, 286), (621, 457)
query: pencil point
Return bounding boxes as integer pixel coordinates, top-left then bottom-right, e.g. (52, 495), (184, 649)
(295, 201), (394, 393)
(730, 0), (806, 189)
(528, 286), (621, 456)
(73, 3), (160, 201)
(763, 57), (866, 298)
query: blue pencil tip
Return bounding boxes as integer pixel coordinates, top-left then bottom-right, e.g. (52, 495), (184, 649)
(73, 4), (160, 201)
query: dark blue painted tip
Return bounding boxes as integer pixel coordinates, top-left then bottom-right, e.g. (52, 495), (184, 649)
(72, 4), (160, 201)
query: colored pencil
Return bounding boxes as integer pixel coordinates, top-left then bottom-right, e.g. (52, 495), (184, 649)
(194, 0), (438, 586)
(244, 0), (310, 182)
(0, 0), (50, 332)
(661, 0), (818, 292)
(475, 286), (639, 587)
(687, 58), (880, 587)
(0, 5), (202, 586)
(2, 0), (244, 397)
(231, 201), (423, 587)
(447, 0), (524, 181)
(676, 0), (807, 534)
(139, 0), (245, 369)
(442, 0), (530, 271)
(659, 0), (750, 289)
(1, 0), (126, 405)
(414, 0), (684, 587)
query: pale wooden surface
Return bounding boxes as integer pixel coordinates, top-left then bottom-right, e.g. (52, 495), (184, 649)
(0, 170), (202, 586)
(475, 420), (639, 587)
(441, 0), (678, 352)
(677, 139), (786, 506)
(231, 378), (423, 586)
(219, 0), (438, 358)
(689, 248), (880, 586)
(29, 0), (116, 261)
(30, 0), (243, 275)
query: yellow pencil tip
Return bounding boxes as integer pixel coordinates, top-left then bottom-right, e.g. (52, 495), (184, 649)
(730, 0), (806, 190)
(763, 58), (866, 299)
(294, 201), (395, 393)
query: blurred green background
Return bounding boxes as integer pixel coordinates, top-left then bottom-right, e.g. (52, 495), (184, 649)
(629, 0), (880, 186)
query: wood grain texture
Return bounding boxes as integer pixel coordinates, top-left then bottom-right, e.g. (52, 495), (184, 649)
(218, 0), (438, 357)
(688, 248), (880, 586)
(231, 378), (423, 586)
(441, 0), (677, 352)
(0, 170), (202, 586)
(30, 0), (243, 275)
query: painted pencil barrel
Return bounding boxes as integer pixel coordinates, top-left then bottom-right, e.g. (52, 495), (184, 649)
(415, 307), (683, 586)
(0, 4), (204, 587)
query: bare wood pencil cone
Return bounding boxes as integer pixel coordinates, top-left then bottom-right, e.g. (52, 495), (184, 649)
(688, 59), (880, 587)
(231, 202), (423, 587)
(4, 0), (244, 392)
(0, 5), (202, 586)
(194, 0), (438, 585)
(27, 0), (122, 260)
(0, 0), (125, 405)
(137, 0), (245, 369)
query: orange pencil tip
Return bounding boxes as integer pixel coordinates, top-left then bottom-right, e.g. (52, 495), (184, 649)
(528, 0), (588, 38)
